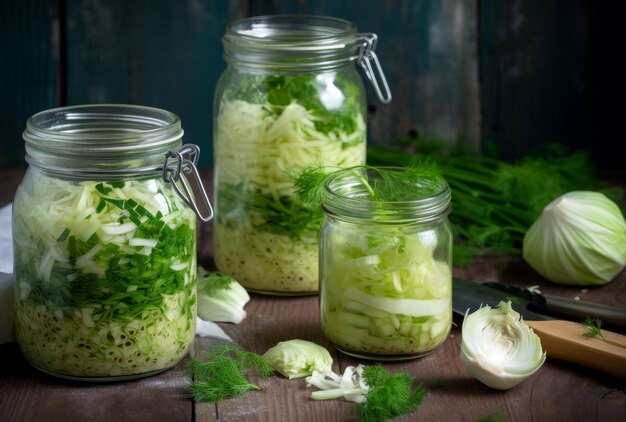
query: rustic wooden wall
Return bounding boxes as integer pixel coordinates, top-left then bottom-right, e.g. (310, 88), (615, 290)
(0, 0), (622, 171)
(479, 0), (624, 169)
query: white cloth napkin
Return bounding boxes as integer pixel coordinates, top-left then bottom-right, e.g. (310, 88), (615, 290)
(0, 203), (230, 345)
(0, 204), (13, 273)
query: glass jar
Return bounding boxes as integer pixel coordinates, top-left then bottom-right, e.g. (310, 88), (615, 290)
(319, 167), (452, 360)
(13, 104), (212, 381)
(213, 15), (391, 295)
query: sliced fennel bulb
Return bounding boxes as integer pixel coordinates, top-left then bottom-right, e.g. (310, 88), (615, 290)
(196, 268), (250, 324)
(321, 226), (451, 356)
(523, 191), (626, 285)
(263, 339), (333, 379)
(460, 301), (546, 390)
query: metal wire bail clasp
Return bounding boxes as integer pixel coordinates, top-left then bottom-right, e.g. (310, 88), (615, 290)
(357, 33), (392, 104)
(163, 144), (214, 222)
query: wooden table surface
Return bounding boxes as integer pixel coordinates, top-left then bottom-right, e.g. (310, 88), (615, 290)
(1, 169), (625, 422)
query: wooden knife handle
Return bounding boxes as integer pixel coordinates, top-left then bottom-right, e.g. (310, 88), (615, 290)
(525, 320), (626, 380)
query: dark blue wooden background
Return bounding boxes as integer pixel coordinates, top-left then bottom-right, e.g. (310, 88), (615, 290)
(1, 0), (623, 171)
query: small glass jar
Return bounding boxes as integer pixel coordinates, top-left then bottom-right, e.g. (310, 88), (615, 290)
(213, 15), (391, 295)
(13, 104), (212, 381)
(319, 167), (452, 360)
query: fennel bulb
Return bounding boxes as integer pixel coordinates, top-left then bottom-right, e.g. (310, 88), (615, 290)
(262, 339), (333, 379)
(523, 191), (626, 285)
(196, 268), (250, 324)
(460, 301), (546, 390)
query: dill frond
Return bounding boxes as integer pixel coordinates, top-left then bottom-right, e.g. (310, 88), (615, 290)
(581, 316), (606, 341)
(359, 364), (427, 422)
(188, 344), (275, 402)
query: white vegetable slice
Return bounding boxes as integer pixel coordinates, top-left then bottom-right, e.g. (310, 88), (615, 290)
(344, 287), (449, 317)
(460, 301), (546, 390)
(263, 339), (333, 379)
(306, 364), (368, 404)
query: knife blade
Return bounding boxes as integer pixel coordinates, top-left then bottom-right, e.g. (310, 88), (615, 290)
(452, 277), (551, 321)
(482, 280), (626, 330)
(452, 277), (626, 380)
(453, 278), (626, 330)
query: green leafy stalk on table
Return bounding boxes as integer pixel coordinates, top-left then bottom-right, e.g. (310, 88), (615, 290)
(366, 139), (623, 265)
(188, 344), (274, 402)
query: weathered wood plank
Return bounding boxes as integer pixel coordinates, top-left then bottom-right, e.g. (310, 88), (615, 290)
(0, 0), (59, 169)
(0, 341), (193, 422)
(247, 0), (482, 150)
(480, 0), (625, 171)
(65, 0), (232, 168)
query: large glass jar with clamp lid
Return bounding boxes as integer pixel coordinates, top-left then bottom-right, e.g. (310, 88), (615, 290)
(213, 15), (391, 295)
(12, 104), (213, 381)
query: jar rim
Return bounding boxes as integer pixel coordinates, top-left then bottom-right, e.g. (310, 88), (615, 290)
(226, 14), (356, 44)
(22, 104), (184, 177)
(321, 166), (452, 223)
(223, 14), (361, 70)
(24, 104), (182, 148)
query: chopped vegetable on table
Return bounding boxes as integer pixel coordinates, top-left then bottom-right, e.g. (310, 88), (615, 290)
(460, 301), (546, 390)
(188, 343), (274, 402)
(263, 339), (333, 379)
(196, 268), (250, 324)
(306, 363), (427, 421)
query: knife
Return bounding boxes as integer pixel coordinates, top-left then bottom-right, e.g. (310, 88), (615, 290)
(480, 280), (626, 330)
(452, 278), (626, 380)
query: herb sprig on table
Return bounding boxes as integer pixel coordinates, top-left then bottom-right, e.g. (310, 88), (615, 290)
(188, 344), (274, 402)
(359, 364), (427, 422)
(581, 316), (606, 341)
(190, 344), (428, 420)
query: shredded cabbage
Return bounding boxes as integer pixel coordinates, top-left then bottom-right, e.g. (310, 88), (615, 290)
(13, 171), (197, 378)
(320, 225), (452, 356)
(214, 225), (318, 293)
(214, 73), (366, 293)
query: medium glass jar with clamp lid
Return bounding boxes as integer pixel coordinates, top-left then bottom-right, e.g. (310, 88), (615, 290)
(12, 104), (213, 381)
(319, 167), (453, 360)
(213, 14), (391, 295)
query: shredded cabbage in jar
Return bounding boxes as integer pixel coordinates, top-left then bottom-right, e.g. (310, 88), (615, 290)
(13, 172), (197, 378)
(214, 73), (366, 293)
